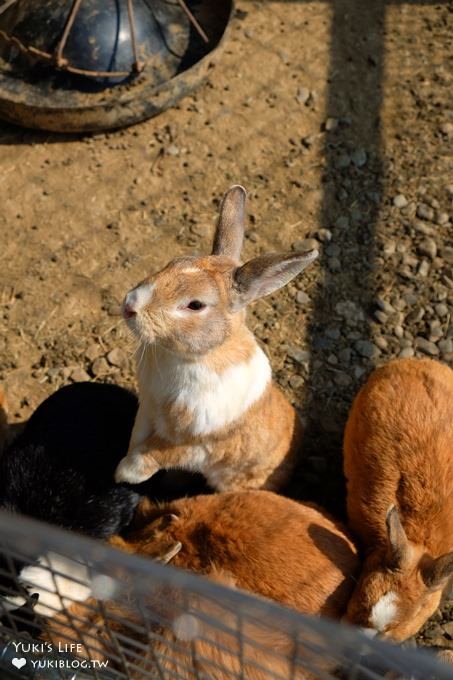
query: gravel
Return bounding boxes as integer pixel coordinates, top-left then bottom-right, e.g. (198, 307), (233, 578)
(393, 194), (408, 208)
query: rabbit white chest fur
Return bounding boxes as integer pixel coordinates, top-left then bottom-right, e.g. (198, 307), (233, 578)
(137, 343), (271, 442)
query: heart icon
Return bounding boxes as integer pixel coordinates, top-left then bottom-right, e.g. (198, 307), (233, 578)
(12, 658), (26, 669)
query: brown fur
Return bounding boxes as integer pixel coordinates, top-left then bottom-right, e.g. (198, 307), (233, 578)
(45, 491), (359, 678)
(343, 358), (453, 641)
(115, 186), (318, 491)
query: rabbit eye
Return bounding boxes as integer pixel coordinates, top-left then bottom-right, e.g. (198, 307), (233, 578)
(187, 300), (206, 311)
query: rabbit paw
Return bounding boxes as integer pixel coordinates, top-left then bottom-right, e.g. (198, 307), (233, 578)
(114, 452), (159, 484)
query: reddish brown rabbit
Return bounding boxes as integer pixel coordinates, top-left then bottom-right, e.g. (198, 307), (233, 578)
(46, 491), (359, 679)
(343, 358), (453, 641)
(115, 185), (318, 492)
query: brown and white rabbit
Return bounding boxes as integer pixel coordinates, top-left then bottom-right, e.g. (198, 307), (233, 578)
(343, 358), (453, 641)
(115, 186), (318, 491)
(45, 490), (359, 679)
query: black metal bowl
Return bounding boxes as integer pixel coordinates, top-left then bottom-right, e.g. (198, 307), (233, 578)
(0, 0), (233, 132)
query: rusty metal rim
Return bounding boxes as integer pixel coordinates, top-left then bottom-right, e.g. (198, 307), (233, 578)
(0, 0), (234, 133)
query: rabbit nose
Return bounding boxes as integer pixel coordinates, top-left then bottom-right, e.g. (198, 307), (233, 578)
(123, 302), (137, 320)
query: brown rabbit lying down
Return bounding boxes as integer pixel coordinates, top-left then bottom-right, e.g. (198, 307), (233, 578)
(343, 358), (453, 642)
(46, 491), (359, 678)
(115, 185), (318, 492)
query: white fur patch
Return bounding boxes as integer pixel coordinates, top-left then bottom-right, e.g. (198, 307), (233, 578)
(18, 552), (92, 617)
(370, 591), (398, 632)
(181, 267), (201, 274)
(138, 345), (271, 440)
(125, 283), (155, 311)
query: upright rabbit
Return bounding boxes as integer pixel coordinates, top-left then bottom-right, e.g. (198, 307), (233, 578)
(343, 358), (453, 641)
(115, 186), (318, 491)
(46, 490), (359, 679)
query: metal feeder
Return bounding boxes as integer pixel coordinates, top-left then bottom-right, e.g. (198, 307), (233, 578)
(0, 0), (233, 132)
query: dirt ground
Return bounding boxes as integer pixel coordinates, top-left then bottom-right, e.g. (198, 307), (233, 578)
(0, 0), (452, 660)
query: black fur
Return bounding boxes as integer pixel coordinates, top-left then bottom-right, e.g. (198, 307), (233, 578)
(0, 382), (140, 539)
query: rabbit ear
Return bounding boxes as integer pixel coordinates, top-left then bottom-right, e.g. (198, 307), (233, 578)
(211, 185), (246, 260)
(386, 506), (410, 570)
(231, 250), (318, 309)
(422, 552), (453, 590)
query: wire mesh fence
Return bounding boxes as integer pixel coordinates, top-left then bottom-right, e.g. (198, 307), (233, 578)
(0, 511), (450, 680)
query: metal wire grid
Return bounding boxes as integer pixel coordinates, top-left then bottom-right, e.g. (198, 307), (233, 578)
(0, 512), (450, 680)
(0, 0), (209, 79)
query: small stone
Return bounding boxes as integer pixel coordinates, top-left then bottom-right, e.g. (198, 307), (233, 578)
(435, 303), (449, 317)
(399, 347), (415, 359)
(293, 238), (319, 252)
(383, 240), (396, 256)
(403, 292), (418, 306)
(376, 298), (396, 315)
(316, 228), (332, 243)
(374, 310), (388, 324)
(325, 327), (341, 340)
(429, 328), (443, 342)
(313, 336), (334, 350)
(443, 621), (453, 638)
(71, 368), (91, 382)
(393, 194), (408, 208)
(85, 344), (102, 362)
(375, 336), (388, 351)
(413, 220), (435, 237)
(327, 353), (338, 365)
(166, 145), (180, 156)
(107, 348), (127, 368)
(296, 291), (310, 305)
(440, 122), (453, 137)
(335, 154), (351, 169)
(296, 87), (311, 105)
(334, 372), (353, 387)
(324, 117), (338, 131)
(418, 239), (437, 260)
(436, 212), (449, 226)
(438, 338), (453, 356)
(335, 300), (364, 322)
(351, 149), (367, 167)
(405, 307), (425, 323)
(302, 134), (316, 148)
(355, 340), (380, 359)
(338, 348), (352, 364)
(325, 243), (340, 258)
(441, 246), (453, 265)
(394, 325), (404, 339)
(91, 357), (110, 376)
(350, 207), (362, 222)
(415, 337), (439, 356)
(287, 346), (310, 364)
(418, 260), (430, 277)
(353, 365), (367, 380)
(334, 216), (350, 230)
(416, 204), (434, 221)
(47, 368), (60, 382)
(328, 256), (341, 272)
(289, 375), (304, 389)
